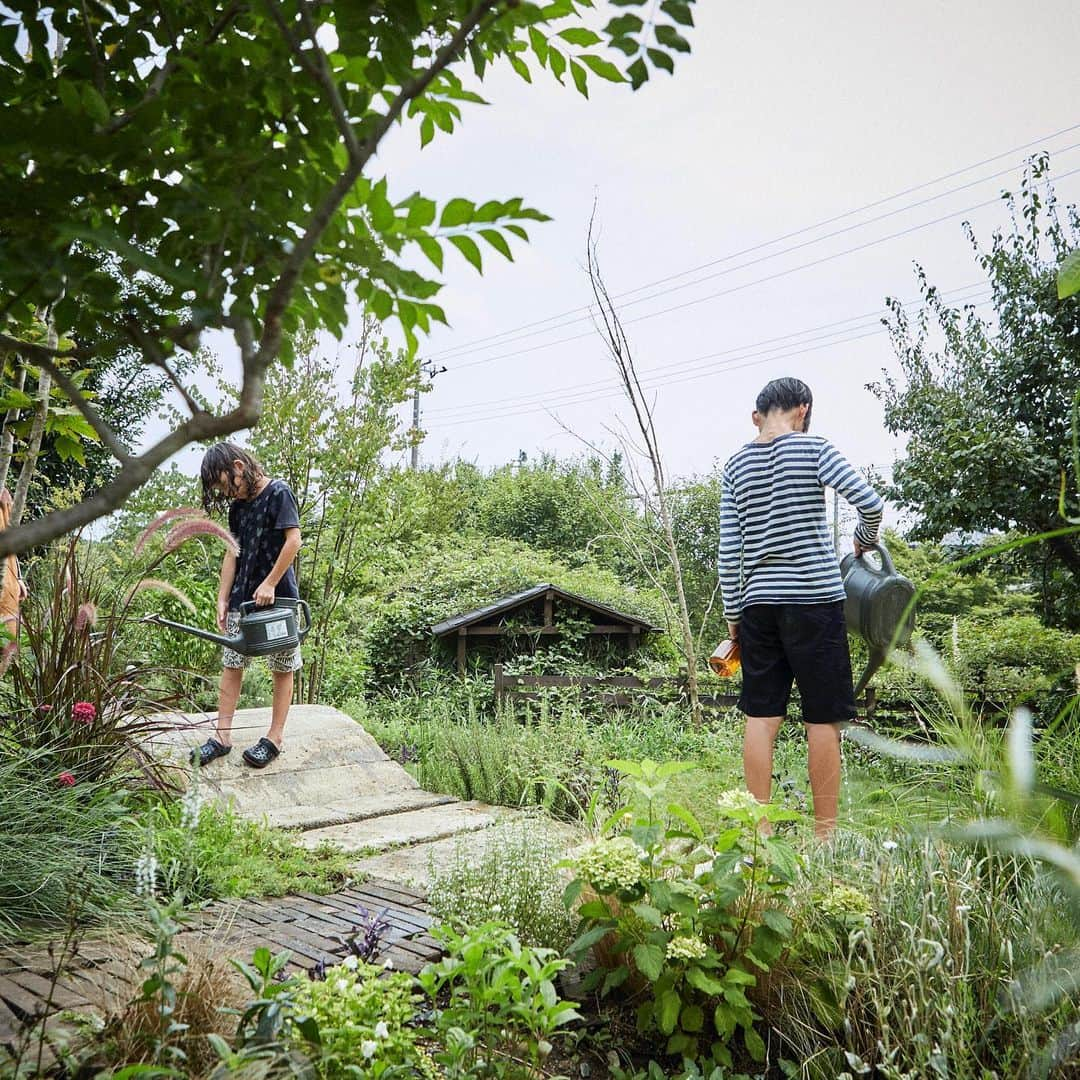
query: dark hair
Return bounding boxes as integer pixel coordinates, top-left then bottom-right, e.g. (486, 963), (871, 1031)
(200, 443), (264, 514)
(755, 377), (813, 415)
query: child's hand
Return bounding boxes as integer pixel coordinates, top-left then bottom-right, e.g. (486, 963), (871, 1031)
(253, 581), (276, 607)
(217, 598), (229, 631)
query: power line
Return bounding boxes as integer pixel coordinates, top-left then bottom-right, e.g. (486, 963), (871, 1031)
(426, 298), (995, 430)
(425, 281), (990, 418)
(444, 162), (1074, 373)
(426, 122), (1080, 362)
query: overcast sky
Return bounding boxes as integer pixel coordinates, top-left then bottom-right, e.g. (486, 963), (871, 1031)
(190, 0), (1080, 499)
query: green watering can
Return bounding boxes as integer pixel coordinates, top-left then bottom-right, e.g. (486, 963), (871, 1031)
(146, 598), (311, 657)
(839, 542), (916, 695)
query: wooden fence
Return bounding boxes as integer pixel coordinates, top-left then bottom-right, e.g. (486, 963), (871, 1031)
(493, 664), (877, 720)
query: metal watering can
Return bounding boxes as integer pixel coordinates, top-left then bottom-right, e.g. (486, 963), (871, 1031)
(839, 542), (916, 695)
(146, 598), (311, 657)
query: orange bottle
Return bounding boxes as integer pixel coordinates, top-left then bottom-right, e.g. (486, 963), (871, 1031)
(709, 639), (741, 677)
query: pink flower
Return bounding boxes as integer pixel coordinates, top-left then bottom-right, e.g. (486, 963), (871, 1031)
(72, 701), (96, 725)
(57, 772), (76, 787)
(75, 602), (98, 632)
(38, 704), (53, 713)
(134, 507), (204, 556)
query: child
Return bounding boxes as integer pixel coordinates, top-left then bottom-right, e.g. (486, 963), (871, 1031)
(191, 443), (303, 769)
(0, 489), (28, 634)
(718, 378), (883, 839)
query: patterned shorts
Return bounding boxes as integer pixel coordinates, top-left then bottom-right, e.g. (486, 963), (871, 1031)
(222, 610), (302, 673)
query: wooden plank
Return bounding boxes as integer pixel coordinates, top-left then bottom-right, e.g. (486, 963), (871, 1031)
(8, 970), (90, 1011)
(0, 994), (21, 1039)
(0, 975), (47, 1019)
(354, 879), (430, 906)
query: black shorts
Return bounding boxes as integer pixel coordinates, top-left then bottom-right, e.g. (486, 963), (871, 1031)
(737, 601), (856, 725)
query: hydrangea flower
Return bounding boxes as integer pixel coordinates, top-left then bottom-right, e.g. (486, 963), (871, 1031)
(573, 836), (647, 894)
(818, 883), (873, 921)
(715, 789), (764, 818)
(666, 935), (708, 961)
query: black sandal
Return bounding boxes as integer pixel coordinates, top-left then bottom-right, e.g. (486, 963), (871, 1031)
(242, 737), (281, 769)
(191, 737), (231, 767)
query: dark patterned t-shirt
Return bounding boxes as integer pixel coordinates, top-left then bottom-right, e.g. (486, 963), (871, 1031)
(227, 479), (301, 610)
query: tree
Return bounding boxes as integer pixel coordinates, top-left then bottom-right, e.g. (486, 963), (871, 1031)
(871, 159), (1080, 626)
(0, 0), (699, 555)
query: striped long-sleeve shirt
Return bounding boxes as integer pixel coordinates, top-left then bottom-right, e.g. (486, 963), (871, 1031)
(719, 432), (884, 622)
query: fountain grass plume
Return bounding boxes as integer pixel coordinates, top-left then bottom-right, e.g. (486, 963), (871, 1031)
(124, 579), (197, 614)
(134, 507), (203, 556)
(163, 518), (239, 558)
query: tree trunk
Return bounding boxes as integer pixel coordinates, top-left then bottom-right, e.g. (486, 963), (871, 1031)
(11, 319), (56, 526)
(0, 364), (28, 493)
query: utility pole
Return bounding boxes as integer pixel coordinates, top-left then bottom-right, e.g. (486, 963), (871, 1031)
(410, 358), (446, 470)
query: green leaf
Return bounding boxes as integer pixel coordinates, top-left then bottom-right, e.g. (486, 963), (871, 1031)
(580, 54), (626, 83)
(559, 28), (602, 46)
(439, 198), (474, 228)
(577, 898), (613, 919)
(570, 59), (588, 97)
(761, 908), (793, 935)
(630, 902), (663, 926)
(448, 234), (483, 272)
(1057, 248), (1080, 299)
(548, 47), (567, 82)
(414, 234), (443, 272)
(57, 79), (82, 115)
(660, 0), (695, 26)
(685, 966), (726, 996)
(633, 942), (665, 981)
(681, 1002), (704, 1032)
(657, 988), (681, 1035)
(602, 964), (630, 995)
(563, 878), (584, 910)
(655, 24), (692, 53)
(627, 56), (649, 89)
(606, 13), (645, 36)
(420, 115), (435, 147)
(509, 54), (533, 82)
(53, 434), (85, 464)
(570, 924), (614, 955)
(369, 290), (393, 321)
(744, 1024), (766, 1063)
(405, 196), (437, 229)
(647, 48), (675, 74)
(81, 84), (109, 124)
(528, 26), (549, 65)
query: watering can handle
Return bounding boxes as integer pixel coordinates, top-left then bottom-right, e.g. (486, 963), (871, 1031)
(297, 600), (311, 641)
(858, 542), (896, 577)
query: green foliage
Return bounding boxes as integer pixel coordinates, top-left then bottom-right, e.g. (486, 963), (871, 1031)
(141, 793), (354, 902)
(290, 960), (427, 1079)
(418, 921), (581, 1078)
(565, 760), (800, 1067)
(427, 821), (577, 952)
(871, 159), (1080, 625)
(360, 533), (669, 687)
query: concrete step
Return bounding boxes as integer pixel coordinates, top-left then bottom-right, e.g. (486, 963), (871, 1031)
(262, 790), (458, 832)
(297, 801), (508, 855)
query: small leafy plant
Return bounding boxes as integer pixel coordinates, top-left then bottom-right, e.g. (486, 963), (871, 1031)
(563, 759), (801, 1068)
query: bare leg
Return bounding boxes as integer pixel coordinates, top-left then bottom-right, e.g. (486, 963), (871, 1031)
(215, 666), (244, 746)
(744, 715), (783, 834)
(267, 669), (294, 748)
(805, 722), (842, 840)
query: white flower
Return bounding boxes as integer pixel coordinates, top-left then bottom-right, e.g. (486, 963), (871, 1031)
(882, 840), (898, 852)
(361, 1040), (378, 1059)
(383, 957), (394, 969)
(342, 955), (359, 970)
(666, 935), (708, 961)
(335, 978), (349, 992)
(374, 1021), (389, 1039)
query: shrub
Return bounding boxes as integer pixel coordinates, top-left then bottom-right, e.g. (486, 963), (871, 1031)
(564, 760), (801, 1069)
(427, 821), (577, 953)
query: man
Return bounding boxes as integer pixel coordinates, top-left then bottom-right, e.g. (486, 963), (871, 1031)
(719, 378), (883, 839)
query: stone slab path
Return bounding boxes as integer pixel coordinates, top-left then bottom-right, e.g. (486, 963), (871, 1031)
(151, 704), (579, 888)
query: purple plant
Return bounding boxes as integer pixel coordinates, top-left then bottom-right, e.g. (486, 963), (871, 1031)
(398, 743), (418, 765)
(341, 905), (391, 964)
(133, 507), (204, 556)
(163, 518), (240, 557)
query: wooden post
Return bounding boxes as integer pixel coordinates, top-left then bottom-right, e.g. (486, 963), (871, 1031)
(493, 662), (505, 705)
(456, 628), (467, 674)
(865, 686), (877, 724)
(543, 589), (554, 628)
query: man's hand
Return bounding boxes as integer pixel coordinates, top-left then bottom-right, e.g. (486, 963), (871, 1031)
(217, 598), (229, 631)
(253, 580), (276, 607)
(727, 621), (739, 642)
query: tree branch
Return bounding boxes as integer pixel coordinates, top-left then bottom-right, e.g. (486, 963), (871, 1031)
(0, 332), (81, 363)
(0, 398), (262, 556)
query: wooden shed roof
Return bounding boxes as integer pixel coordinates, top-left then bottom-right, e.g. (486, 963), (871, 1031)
(431, 583), (663, 637)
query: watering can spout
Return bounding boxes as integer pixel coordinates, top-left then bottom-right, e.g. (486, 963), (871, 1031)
(143, 613), (242, 651)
